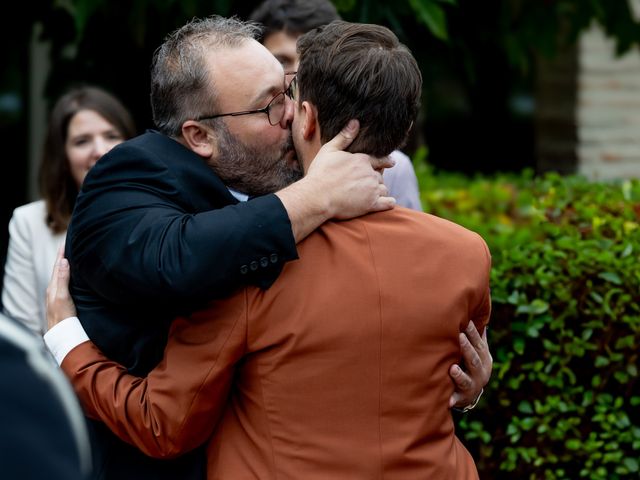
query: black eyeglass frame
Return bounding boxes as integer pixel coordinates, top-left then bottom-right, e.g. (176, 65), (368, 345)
(196, 72), (297, 126)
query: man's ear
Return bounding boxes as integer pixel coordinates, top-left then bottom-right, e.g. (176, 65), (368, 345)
(300, 101), (318, 141)
(181, 120), (216, 158)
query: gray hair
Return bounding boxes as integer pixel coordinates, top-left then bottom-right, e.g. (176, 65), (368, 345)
(150, 16), (262, 137)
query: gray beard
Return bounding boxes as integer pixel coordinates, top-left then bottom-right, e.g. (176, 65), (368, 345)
(210, 122), (303, 197)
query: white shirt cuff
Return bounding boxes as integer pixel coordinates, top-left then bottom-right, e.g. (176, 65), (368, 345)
(43, 316), (90, 366)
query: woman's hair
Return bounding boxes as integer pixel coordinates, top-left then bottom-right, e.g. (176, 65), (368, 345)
(39, 86), (136, 234)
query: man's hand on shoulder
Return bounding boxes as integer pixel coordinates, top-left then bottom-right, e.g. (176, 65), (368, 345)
(276, 119), (396, 243)
(306, 119), (396, 220)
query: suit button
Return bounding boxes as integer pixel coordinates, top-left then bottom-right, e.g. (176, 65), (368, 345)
(250, 260), (259, 271)
(240, 265), (248, 274)
(270, 253), (278, 264)
(260, 257), (269, 268)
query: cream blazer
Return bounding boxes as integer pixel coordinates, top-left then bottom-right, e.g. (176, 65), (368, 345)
(2, 200), (65, 335)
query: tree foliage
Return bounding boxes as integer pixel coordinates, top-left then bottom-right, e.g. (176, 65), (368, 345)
(334, 0), (640, 72)
(36, 0), (640, 72)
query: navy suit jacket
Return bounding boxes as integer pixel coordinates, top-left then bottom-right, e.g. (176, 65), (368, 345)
(66, 130), (298, 479)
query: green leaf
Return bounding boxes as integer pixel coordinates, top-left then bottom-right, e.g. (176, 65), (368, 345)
(613, 371), (629, 383)
(518, 401), (533, 414)
(408, 0), (449, 41)
(566, 438), (581, 450)
(598, 271), (622, 285)
(623, 457), (639, 473)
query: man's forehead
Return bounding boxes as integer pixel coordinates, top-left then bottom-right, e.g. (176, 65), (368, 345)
(208, 40), (285, 96)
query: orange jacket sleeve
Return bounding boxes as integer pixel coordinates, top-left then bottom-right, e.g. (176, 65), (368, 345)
(61, 290), (248, 459)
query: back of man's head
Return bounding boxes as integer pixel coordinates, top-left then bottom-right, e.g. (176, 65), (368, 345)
(297, 21), (422, 157)
(249, 0), (340, 39)
(150, 16), (261, 137)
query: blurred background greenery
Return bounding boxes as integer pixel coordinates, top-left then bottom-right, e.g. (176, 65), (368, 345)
(2, 1), (640, 478)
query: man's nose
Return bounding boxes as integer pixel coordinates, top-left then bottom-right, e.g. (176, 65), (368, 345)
(279, 95), (295, 128)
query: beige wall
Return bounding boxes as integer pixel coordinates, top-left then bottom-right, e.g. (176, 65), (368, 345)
(576, 0), (640, 180)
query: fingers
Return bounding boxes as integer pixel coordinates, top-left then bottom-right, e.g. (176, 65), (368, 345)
(464, 322), (493, 367)
(323, 119), (360, 152)
(49, 245), (64, 284)
(47, 263), (59, 304)
(369, 195), (396, 212)
(46, 254), (76, 331)
(372, 155), (395, 170)
(450, 364), (473, 390)
(460, 332), (482, 369)
(465, 321), (484, 351)
(460, 322), (493, 389)
(449, 364), (473, 408)
(57, 258), (71, 296)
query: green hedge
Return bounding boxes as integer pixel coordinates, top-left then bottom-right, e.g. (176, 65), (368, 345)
(415, 158), (640, 479)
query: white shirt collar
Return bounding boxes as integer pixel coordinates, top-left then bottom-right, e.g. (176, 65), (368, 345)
(228, 188), (249, 202)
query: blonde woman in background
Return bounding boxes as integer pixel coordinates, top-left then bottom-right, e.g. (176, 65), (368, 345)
(2, 86), (136, 335)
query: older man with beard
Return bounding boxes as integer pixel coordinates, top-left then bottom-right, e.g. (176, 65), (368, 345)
(47, 19), (492, 480)
(58, 16), (394, 480)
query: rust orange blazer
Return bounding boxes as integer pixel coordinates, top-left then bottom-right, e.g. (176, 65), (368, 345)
(62, 207), (491, 479)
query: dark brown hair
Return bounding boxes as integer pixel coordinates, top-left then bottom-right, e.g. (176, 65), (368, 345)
(249, 0), (340, 39)
(297, 21), (422, 157)
(39, 86), (136, 233)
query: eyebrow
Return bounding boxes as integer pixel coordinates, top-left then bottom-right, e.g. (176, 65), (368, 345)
(250, 82), (284, 107)
(68, 127), (121, 140)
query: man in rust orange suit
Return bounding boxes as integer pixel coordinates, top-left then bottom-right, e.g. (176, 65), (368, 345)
(46, 21), (491, 479)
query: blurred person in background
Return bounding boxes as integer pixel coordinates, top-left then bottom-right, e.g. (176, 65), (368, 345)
(249, 0), (423, 210)
(1, 86), (136, 336)
(0, 308), (91, 479)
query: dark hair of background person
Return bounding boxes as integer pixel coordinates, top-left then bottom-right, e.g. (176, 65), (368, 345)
(39, 86), (136, 234)
(297, 21), (422, 157)
(248, 0), (339, 39)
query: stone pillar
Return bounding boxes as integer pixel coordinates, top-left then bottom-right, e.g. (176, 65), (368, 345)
(576, 0), (640, 180)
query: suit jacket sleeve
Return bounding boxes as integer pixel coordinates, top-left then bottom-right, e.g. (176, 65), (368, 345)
(68, 135), (298, 304)
(60, 290), (248, 458)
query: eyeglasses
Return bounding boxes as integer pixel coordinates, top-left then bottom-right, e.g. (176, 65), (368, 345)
(197, 72), (297, 126)
(287, 74), (298, 102)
